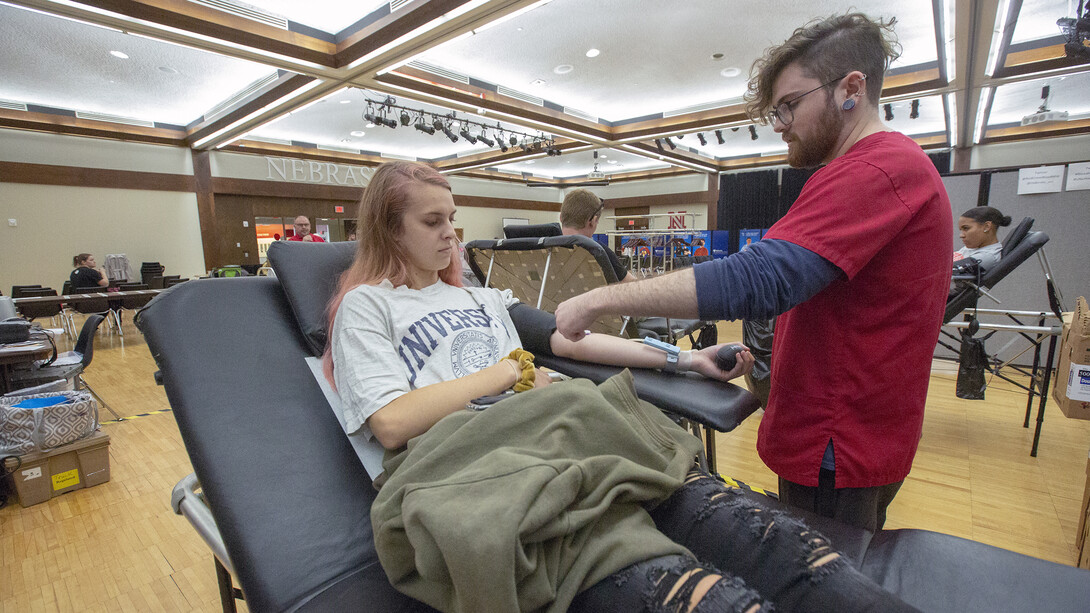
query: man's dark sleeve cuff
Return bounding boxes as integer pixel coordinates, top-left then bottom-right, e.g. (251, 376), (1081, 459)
(693, 259), (729, 320)
(508, 303), (556, 356)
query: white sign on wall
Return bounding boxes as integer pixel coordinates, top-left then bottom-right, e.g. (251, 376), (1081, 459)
(1017, 165), (1065, 195)
(1066, 161), (1090, 192)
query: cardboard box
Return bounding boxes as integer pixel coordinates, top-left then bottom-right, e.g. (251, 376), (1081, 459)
(1053, 296), (1090, 420)
(7, 430), (110, 507)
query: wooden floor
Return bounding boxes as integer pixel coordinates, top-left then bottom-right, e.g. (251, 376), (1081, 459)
(2, 315), (1089, 612)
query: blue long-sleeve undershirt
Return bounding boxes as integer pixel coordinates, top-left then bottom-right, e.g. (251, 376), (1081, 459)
(692, 239), (842, 322)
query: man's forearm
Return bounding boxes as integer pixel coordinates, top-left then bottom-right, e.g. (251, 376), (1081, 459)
(556, 268), (700, 340)
(592, 268), (700, 319)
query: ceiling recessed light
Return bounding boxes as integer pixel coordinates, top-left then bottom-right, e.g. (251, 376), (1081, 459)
(525, 160), (535, 164)
(721, 67), (742, 78)
(553, 64), (573, 75)
(586, 48), (600, 58)
(608, 160), (618, 164)
(711, 53), (725, 61)
(110, 50), (129, 59)
(350, 131), (365, 137)
(158, 66), (178, 74)
(365, 122), (376, 128)
(340, 100), (351, 104)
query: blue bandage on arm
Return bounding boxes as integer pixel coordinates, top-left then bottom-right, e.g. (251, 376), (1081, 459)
(692, 239), (841, 321)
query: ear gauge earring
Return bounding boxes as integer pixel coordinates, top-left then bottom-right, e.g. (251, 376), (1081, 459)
(842, 98), (856, 111)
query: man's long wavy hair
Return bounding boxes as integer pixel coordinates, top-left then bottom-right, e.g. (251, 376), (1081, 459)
(322, 160), (462, 386)
(744, 13), (901, 123)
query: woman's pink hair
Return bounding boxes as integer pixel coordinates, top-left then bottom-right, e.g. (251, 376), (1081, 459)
(322, 161), (462, 385)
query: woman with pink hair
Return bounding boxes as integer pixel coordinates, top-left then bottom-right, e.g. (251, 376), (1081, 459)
(324, 161), (915, 613)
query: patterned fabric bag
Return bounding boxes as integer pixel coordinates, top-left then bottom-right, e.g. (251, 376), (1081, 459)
(0, 404), (36, 454)
(0, 391), (99, 454)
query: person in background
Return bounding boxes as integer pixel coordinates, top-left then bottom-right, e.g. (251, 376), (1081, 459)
(289, 216), (326, 242)
(555, 13), (953, 533)
(70, 253), (109, 289)
(560, 189), (635, 282)
(953, 206), (1011, 272)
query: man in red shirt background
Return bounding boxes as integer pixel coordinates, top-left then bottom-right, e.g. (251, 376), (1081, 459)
(556, 13), (951, 531)
(289, 215), (325, 242)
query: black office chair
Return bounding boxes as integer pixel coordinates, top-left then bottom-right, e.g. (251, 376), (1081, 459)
(10, 314), (120, 420)
(70, 286), (121, 335)
(15, 288), (65, 332)
(10, 285), (43, 298)
(114, 283), (154, 328)
(141, 262), (165, 287)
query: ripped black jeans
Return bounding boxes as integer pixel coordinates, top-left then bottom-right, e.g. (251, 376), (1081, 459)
(570, 469), (920, 613)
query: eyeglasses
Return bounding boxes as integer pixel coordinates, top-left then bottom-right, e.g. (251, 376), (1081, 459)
(766, 73), (854, 127)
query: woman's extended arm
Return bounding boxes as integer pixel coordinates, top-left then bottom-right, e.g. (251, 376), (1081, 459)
(548, 331), (753, 382)
(368, 359), (520, 449)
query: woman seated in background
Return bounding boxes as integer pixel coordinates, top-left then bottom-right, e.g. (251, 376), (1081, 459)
(70, 253), (109, 289)
(953, 206), (1012, 272)
(323, 160), (918, 613)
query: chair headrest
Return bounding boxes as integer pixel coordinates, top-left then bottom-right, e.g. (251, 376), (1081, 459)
(267, 241), (357, 356)
(1001, 217), (1034, 257)
(503, 222), (562, 239)
(982, 231), (1048, 289)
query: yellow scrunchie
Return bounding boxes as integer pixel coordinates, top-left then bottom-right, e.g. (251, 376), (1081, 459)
(507, 348), (536, 392)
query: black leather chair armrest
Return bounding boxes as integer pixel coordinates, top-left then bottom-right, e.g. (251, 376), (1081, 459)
(534, 354), (760, 432)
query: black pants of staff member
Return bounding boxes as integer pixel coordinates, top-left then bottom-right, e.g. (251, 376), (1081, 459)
(779, 467), (904, 533)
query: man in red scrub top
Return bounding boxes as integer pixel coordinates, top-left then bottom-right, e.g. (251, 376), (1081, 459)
(555, 13), (952, 531)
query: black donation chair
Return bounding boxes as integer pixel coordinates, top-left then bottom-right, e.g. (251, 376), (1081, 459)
(464, 235), (723, 456)
(944, 219), (1049, 324)
(503, 222), (562, 239)
(137, 241), (1090, 613)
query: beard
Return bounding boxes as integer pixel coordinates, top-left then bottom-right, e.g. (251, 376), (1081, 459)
(786, 98), (844, 168)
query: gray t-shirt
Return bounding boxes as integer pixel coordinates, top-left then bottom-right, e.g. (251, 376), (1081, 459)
(955, 242), (1002, 271)
(331, 279), (522, 438)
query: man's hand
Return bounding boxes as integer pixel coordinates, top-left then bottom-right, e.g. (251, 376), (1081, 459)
(555, 290), (602, 341)
(302, 234), (315, 242)
(689, 343), (754, 382)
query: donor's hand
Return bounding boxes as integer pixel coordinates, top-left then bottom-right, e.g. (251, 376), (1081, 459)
(689, 344), (754, 382)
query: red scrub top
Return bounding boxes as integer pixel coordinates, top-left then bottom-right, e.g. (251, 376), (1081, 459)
(760, 131), (952, 488)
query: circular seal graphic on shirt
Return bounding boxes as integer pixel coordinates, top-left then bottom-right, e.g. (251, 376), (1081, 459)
(451, 330), (499, 377)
